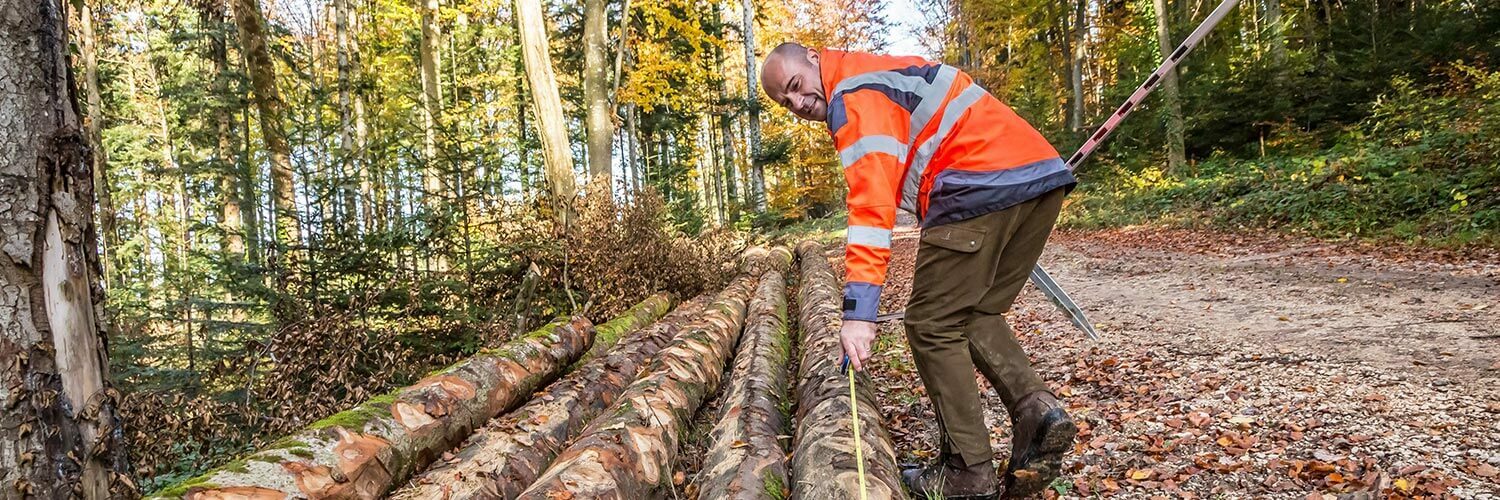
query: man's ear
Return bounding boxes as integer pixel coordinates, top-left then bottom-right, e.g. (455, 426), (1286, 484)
(805, 48), (819, 67)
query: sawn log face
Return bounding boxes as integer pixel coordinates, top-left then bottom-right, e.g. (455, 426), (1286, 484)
(148, 317), (594, 500)
(515, 248), (790, 499)
(390, 294), (704, 500)
(695, 265), (793, 500)
(790, 241), (907, 500)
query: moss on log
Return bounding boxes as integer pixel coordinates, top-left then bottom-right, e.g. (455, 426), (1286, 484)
(576, 293), (673, 366)
(147, 317), (594, 500)
(390, 294), (706, 500)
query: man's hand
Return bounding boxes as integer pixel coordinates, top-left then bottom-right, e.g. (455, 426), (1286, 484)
(840, 320), (877, 372)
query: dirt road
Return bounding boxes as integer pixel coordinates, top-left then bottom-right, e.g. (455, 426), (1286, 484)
(862, 226), (1499, 498)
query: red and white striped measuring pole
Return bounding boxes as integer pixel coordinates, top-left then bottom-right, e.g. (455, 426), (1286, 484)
(1063, 0), (1243, 170)
(1029, 0), (1244, 340)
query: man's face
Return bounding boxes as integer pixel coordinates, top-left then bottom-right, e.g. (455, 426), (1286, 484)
(762, 49), (827, 122)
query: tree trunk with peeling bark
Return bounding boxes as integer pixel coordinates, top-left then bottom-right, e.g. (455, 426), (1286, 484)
(146, 317), (594, 499)
(790, 241), (906, 500)
(515, 0), (577, 220)
(696, 261), (793, 499)
(0, 0), (133, 496)
(515, 248), (790, 499)
(391, 294), (703, 500)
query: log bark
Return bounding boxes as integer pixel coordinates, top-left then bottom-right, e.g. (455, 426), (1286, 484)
(0, 0), (133, 494)
(695, 264), (792, 499)
(789, 241), (905, 500)
(391, 295), (705, 500)
(147, 317), (595, 499)
(515, 249), (790, 499)
(577, 293), (673, 366)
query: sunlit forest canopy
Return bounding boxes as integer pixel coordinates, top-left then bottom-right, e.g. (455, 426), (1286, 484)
(64, 0), (1495, 488)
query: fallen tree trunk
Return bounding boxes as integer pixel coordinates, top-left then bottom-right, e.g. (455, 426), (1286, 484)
(695, 262), (793, 499)
(790, 241), (906, 500)
(148, 317), (594, 500)
(515, 248), (790, 499)
(390, 294), (706, 500)
(576, 293), (673, 366)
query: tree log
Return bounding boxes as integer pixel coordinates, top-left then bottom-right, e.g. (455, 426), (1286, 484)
(789, 241), (906, 499)
(389, 294), (702, 500)
(694, 263), (792, 499)
(515, 248), (789, 499)
(576, 293), (673, 366)
(147, 317), (594, 499)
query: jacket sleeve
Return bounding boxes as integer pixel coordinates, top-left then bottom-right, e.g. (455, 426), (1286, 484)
(829, 90), (910, 322)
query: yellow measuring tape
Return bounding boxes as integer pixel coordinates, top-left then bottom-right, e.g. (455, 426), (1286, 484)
(846, 359), (869, 500)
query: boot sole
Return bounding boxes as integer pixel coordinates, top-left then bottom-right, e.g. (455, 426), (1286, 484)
(1004, 410), (1078, 498)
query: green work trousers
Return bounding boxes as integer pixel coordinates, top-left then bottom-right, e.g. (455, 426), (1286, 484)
(903, 187), (1066, 467)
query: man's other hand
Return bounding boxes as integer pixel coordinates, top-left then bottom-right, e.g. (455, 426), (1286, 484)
(840, 320), (877, 372)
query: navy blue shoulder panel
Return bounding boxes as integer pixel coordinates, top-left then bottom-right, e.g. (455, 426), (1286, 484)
(828, 95), (849, 135)
(893, 64), (943, 83)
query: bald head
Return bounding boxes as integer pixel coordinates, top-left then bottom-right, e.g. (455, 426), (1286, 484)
(760, 42), (827, 122)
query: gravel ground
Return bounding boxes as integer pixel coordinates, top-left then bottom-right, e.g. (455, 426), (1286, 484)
(856, 225), (1499, 499)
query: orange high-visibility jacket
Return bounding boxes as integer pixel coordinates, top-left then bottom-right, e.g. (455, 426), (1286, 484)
(822, 49), (1077, 322)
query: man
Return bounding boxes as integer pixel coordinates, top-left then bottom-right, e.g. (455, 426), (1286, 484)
(760, 43), (1078, 499)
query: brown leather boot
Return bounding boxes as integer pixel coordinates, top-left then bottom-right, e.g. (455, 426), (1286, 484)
(1003, 391), (1077, 498)
(900, 454), (1000, 499)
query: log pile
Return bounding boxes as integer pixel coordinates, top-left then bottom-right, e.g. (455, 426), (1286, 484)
(514, 248), (790, 499)
(789, 241), (907, 500)
(694, 250), (794, 499)
(148, 317), (594, 499)
(389, 294), (705, 499)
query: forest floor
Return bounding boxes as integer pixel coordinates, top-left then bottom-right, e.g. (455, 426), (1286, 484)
(856, 224), (1500, 499)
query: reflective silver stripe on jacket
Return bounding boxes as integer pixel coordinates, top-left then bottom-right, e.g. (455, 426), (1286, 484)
(846, 225), (893, 249)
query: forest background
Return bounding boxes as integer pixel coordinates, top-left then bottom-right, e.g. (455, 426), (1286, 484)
(57, 0), (1496, 488)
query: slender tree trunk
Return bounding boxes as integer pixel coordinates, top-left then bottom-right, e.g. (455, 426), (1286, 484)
(1151, 0), (1188, 173)
(240, 107), (264, 263)
(419, 0), (442, 198)
(515, 0), (577, 219)
(1262, 0), (1287, 65)
(77, 0), (119, 285)
(583, 0), (612, 191)
(231, 0), (301, 273)
(0, 0), (132, 494)
(1070, 0), (1087, 132)
(352, 0), (373, 231)
(201, 0), (247, 258)
(335, 0), (358, 229)
(740, 0), (766, 211)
